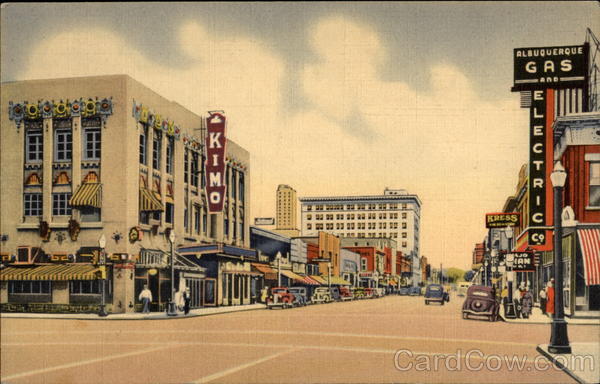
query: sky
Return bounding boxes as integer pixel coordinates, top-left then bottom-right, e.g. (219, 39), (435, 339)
(2, 2), (598, 270)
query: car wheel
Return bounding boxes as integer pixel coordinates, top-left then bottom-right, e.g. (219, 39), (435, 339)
(462, 312), (468, 320)
(425, 300), (429, 305)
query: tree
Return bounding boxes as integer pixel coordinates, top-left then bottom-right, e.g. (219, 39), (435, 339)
(446, 267), (466, 283)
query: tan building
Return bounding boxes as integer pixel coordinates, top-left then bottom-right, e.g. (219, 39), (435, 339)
(0, 75), (253, 313)
(274, 184), (299, 237)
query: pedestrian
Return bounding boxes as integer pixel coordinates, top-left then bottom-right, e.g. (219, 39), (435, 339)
(546, 279), (555, 317)
(260, 287), (268, 303)
(521, 287), (533, 319)
(501, 286), (508, 304)
(183, 288), (191, 315)
(139, 284), (152, 314)
(539, 285), (547, 315)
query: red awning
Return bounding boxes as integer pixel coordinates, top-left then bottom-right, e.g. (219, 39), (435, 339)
(251, 263), (278, 280)
(577, 228), (600, 286)
(297, 274), (321, 286)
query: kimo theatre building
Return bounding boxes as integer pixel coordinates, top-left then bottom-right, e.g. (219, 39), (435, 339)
(0, 75), (251, 313)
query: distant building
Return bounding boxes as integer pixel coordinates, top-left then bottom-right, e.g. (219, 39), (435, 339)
(274, 184), (299, 237)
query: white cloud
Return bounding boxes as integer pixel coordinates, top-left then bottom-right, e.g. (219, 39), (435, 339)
(19, 16), (529, 269)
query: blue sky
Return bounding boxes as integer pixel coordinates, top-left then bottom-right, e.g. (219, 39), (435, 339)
(2, 2), (598, 269)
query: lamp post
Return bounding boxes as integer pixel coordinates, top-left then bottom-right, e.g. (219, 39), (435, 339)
(504, 226), (517, 318)
(98, 234), (108, 317)
(483, 259), (489, 287)
(276, 252), (282, 287)
(549, 161), (571, 353)
(328, 260), (332, 289)
(167, 230), (177, 316)
(491, 249), (498, 288)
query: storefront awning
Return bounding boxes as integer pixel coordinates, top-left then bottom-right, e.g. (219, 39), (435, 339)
(297, 274), (321, 286)
(0, 264), (100, 281)
(140, 188), (163, 212)
(309, 275), (328, 285)
(327, 275), (353, 285)
(70, 183), (102, 208)
(251, 263), (278, 280)
(223, 270), (261, 276)
(577, 228), (600, 286)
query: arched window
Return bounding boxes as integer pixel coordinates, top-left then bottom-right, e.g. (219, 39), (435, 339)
(25, 173), (41, 185)
(54, 171), (70, 185)
(83, 171), (99, 183)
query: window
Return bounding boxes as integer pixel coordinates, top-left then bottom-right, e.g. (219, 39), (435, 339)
(402, 203), (407, 209)
(191, 152), (199, 187)
(316, 223), (324, 230)
(307, 214), (312, 220)
(83, 127), (101, 160)
(306, 205), (312, 211)
(139, 126), (147, 165)
(184, 206), (189, 232)
(590, 162), (600, 207)
(402, 241), (407, 247)
(203, 207), (208, 234)
(326, 223), (333, 230)
(402, 222), (407, 229)
(152, 130), (162, 169)
(326, 214), (333, 220)
(54, 129), (72, 161)
(52, 193), (71, 216)
(80, 206), (101, 222)
(224, 217), (229, 236)
(184, 149), (189, 183)
(166, 136), (174, 174)
(25, 129), (43, 162)
(165, 202), (174, 224)
(231, 169), (237, 199)
(70, 280), (101, 294)
(201, 155), (206, 188)
(194, 205), (201, 235)
(402, 212), (407, 219)
(9, 281), (51, 294)
(316, 214), (323, 220)
(307, 223), (312, 230)
(361, 258), (367, 271)
(24, 193), (42, 216)
(402, 232), (407, 238)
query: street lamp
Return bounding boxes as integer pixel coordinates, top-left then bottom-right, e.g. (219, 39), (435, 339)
(548, 161), (571, 353)
(98, 234), (108, 317)
(276, 252), (282, 287)
(483, 259), (489, 287)
(504, 226), (517, 318)
(167, 230), (177, 316)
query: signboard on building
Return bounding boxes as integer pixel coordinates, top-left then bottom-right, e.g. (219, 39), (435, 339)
(205, 112), (227, 213)
(254, 217), (275, 226)
(509, 252), (535, 272)
(513, 44), (588, 90)
(529, 90), (547, 236)
(485, 213), (520, 228)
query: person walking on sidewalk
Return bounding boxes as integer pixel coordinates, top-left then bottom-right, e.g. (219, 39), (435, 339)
(183, 288), (191, 315)
(139, 285), (153, 314)
(521, 286), (533, 319)
(539, 285), (547, 315)
(546, 279), (555, 317)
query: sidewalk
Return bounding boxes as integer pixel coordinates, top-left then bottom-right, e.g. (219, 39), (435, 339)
(537, 343), (600, 384)
(500, 305), (600, 325)
(0, 303), (267, 320)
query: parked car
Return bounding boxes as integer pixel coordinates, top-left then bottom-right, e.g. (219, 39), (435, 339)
(424, 284), (449, 305)
(353, 287), (366, 299)
(375, 288), (386, 298)
(266, 287), (295, 309)
(288, 287), (308, 306)
(311, 287), (332, 304)
(398, 286), (410, 296)
(329, 286), (341, 301)
(339, 286), (354, 301)
(457, 282), (471, 297)
(409, 286), (421, 296)
(364, 288), (375, 299)
(462, 285), (500, 322)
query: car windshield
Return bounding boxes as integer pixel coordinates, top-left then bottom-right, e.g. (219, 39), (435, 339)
(472, 291), (489, 297)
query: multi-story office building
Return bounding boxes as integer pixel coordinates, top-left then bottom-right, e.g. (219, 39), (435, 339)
(0, 75), (252, 313)
(275, 184), (299, 237)
(299, 188), (421, 253)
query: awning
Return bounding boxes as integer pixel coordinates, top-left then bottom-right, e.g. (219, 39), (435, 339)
(297, 274), (321, 286)
(327, 275), (353, 285)
(1, 264), (100, 281)
(223, 270), (261, 276)
(309, 275), (328, 285)
(70, 183), (102, 208)
(251, 263), (278, 280)
(577, 228), (600, 286)
(281, 270), (302, 281)
(140, 188), (164, 211)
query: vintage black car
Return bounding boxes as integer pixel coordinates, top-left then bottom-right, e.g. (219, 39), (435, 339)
(398, 286), (410, 295)
(288, 287), (309, 306)
(329, 286), (341, 301)
(462, 285), (500, 322)
(424, 284), (449, 305)
(409, 286), (422, 296)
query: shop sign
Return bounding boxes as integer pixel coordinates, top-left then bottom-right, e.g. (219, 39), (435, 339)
(529, 90), (547, 240)
(485, 213), (520, 228)
(513, 44), (588, 90)
(205, 112), (227, 213)
(528, 228), (547, 247)
(509, 252), (535, 272)
(254, 217), (275, 225)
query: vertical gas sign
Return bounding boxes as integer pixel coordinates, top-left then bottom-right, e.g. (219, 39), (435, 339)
(205, 112), (227, 213)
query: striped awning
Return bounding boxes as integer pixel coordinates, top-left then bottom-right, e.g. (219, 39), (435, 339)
(0, 264), (100, 281)
(70, 183), (102, 208)
(297, 274), (321, 286)
(309, 275), (328, 285)
(577, 228), (600, 286)
(140, 188), (163, 212)
(327, 275), (353, 286)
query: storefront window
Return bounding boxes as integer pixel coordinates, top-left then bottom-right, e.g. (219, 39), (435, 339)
(70, 280), (101, 294)
(9, 281), (51, 294)
(590, 162), (600, 207)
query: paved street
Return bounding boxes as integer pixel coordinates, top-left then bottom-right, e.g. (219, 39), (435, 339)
(2, 294), (598, 384)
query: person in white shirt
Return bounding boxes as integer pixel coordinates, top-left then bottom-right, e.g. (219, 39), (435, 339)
(139, 285), (152, 313)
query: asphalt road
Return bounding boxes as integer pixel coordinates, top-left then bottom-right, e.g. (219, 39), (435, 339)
(2, 294), (598, 384)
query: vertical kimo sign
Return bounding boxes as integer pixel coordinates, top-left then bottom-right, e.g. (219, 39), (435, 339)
(205, 112), (227, 213)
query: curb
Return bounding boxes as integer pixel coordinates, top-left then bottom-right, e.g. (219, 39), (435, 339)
(536, 345), (586, 384)
(1, 304), (267, 321)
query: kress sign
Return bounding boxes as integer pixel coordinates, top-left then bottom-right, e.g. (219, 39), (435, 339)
(205, 112), (227, 213)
